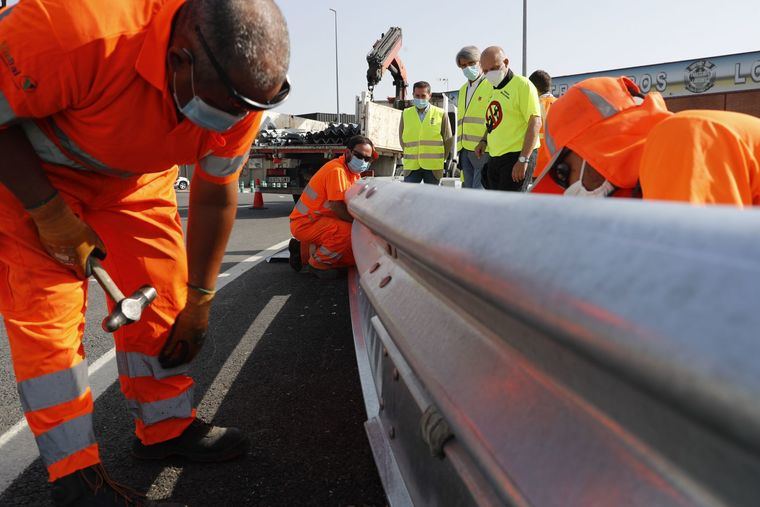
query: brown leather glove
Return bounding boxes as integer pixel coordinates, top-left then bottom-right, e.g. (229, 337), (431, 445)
(159, 287), (214, 369)
(27, 192), (106, 279)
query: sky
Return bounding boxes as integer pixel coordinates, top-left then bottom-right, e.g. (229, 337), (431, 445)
(4, 0), (757, 116)
(276, 0), (759, 115)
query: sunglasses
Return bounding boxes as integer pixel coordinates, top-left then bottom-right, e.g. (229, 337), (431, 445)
(351, 150), (374, 162)
(195, 26), (291, 111)
(550, 149), (572, 189)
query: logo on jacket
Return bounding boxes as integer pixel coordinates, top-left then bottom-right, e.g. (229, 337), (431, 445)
(485, 101), (503, 132)
(684, 60), (716, 94)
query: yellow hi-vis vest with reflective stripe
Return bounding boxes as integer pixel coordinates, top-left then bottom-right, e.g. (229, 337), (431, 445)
(402, 105), (445, 170)
(457, 78), (493, 152)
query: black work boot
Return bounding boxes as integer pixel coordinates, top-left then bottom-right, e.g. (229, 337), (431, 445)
(131, 419), (249, 462)
(50, 463), (184, 506)
(288, 238), (302, 272)
(311, 266), (347, 280)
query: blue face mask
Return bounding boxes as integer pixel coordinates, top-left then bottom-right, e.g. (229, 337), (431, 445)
(173, 53), (248, 133)
(413, 98), (429, 109)
(463, 65), (481, 81)
(347, 155), (370, 174)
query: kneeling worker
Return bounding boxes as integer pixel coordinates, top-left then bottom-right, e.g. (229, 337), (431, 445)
(289, 135), (375, 278)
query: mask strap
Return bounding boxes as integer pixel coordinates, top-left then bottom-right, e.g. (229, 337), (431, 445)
(181, 49), (197, 97)
(579, 159), (587, 190)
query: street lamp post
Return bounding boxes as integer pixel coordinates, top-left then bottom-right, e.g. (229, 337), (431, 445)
(522, 0), (527, 76)
(329, 8), (340, 123)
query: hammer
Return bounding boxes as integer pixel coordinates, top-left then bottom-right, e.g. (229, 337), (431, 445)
(88, 257), (158, 333)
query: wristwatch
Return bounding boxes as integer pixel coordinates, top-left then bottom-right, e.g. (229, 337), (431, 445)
(518, 156), (529, 164)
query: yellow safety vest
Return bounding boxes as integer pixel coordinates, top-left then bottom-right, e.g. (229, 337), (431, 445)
(456, 78), (493, 152)
(402, 105), (445, 171)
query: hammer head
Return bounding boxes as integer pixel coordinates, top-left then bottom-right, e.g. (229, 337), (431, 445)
(102, 285), (158, 333)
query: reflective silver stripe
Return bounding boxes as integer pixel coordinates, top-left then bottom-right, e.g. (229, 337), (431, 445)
(116, 351), (188, 381)
(0, 4), (16, 21)
(200, 154), (247, 177)
(304, 185), (318, 200)
(125, 388), (194, 425)
(20, 120), (88, 170)
(460, 116), (484, 125)
(295, 200), (310, 215)
(0, 91), (16, 126)
(403, 141), (420, 148)
(418, 140), (444, 147)
(36, 413), (96, 467)
(18, 361), (89, 413)
(418, 153), (445, 160)
(318, 246), (342, 260)
(545, 124), (558, 155)
(49, 121), (134, 177)
(460, 134), (483, 143)
(579, 87), (619, 119)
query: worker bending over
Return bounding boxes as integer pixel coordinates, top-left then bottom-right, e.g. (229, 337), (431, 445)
(0, 0), (290, 504)
(531, 76), (760, 206)
(399, 81), (453, 184)
(528, 70), (557, 181)
(289, 136), (375, 279)
(475, 46), (542, 192)
(455, 46), (493, 189)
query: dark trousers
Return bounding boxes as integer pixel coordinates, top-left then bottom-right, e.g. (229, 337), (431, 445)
(486, 150), (537, 192)
(403, 169), (441, 184)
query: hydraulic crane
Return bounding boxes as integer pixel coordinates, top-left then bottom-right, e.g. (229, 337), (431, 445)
(366, 27), (408, 110)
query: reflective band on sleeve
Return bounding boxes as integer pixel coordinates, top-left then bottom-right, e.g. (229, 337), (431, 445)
(18, 360), (89, 413)
(49, 121), (134, 177)
(200, 154), (247, 177)
(418, 140), (444, 147)
(0, 91), (16, 126)
(579, 87), (619, 119)
(545, 127), (557, 156)
(303, 185), (318, 200)
(318, 245), (342, 260)
(20, 121), (88, 170)
(36, 413), (96, 467)
(294, 200), (310, 215)
(125, 388), (194, 425)
(116, 351), (188, 381)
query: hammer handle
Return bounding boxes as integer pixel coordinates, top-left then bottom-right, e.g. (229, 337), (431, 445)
(89, 258), (125, 302)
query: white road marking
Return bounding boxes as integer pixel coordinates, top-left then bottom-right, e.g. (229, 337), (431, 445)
(148, 295), (290, 498)
(0, 239), (290, 492)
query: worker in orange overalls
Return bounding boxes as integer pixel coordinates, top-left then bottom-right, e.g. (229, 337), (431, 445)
(530, 76), (760, 206)
(0, 0), (290, 504)
(528, 69), (557, 180)
(288, 136), (375, 279)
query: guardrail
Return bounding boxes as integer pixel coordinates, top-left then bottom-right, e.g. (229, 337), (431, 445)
(346, 179), (760, 507)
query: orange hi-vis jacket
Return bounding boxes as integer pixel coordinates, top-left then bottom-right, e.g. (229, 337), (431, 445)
(290, 156), (360, 269)
(535, 93), (557, 175)
(0, 0), (263, 482)
(0, 0), (262, 184)
(640, 110), (760, 206)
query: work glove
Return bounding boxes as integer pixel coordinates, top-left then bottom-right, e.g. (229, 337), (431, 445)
(159, 287), (214, 368)
(27, 192), (106, 279)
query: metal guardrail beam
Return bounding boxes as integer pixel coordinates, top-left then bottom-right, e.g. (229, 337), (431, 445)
(346, 179), (760, 506)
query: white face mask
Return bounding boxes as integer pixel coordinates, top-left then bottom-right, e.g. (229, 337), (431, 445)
(485, 67), (506, 87)
(564, 160), (615, 198)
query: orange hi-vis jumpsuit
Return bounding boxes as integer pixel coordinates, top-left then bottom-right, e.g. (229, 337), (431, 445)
(535, 93), (557, 175)
(0, 0), (261, 481)
(640, 110), (760, 206)
(289, 156), (360, 270)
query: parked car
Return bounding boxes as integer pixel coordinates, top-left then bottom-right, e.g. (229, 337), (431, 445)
(174, 176), (189, 191)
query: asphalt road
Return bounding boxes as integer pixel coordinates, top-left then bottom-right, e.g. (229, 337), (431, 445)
(0, 191), (385, 506)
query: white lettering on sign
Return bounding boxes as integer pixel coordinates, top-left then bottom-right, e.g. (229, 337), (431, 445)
(655, 72), (667, 92)
(752, 61), (760, 83)
(735, 63), (747, 85)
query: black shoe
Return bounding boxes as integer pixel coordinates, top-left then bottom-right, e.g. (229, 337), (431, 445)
(131, 419), (249, 463)
(311, 267), (347, 280)
(288, 238), (302, 272)
(51, 464), (184, 506)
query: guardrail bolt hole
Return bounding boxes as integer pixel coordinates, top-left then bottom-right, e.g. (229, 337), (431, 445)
(389, 427), (396, 439)
(358, 185), (367, 195)
(393, 368), (399, 381)
(383, 347), (388, 357)
(380, 276), (392, 288)
(366, 186), (377, 198)
(370, 262), (381, 273)
(379, 398), (385, 410)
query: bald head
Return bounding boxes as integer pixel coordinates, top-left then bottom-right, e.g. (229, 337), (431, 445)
(184, 0), (290, 97)
(481, 46), (508, 72)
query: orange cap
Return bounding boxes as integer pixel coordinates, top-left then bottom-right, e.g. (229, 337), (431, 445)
(531, 77), (672, 193)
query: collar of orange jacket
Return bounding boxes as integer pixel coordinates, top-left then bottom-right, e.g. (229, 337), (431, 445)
(136, 0), (186, 95)
(566, 93), (672, 189)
